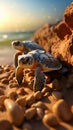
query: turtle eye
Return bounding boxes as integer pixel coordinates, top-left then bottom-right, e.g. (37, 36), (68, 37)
(15, 41), (20, 45)
(25, 57), (30, 63)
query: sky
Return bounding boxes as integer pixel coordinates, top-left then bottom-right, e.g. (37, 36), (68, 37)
(0, 0), (73, 32)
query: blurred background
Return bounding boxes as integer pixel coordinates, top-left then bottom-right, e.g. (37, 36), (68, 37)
(0, 0), (73, 64)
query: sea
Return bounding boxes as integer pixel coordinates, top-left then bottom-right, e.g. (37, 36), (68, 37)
(0, 31), (34, 41)
(0, 31), (35, 64)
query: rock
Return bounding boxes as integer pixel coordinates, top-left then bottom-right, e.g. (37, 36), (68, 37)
(26, 95), (35, 106)
(52, 91), (63, 100)
(17, 87), (26, 95)
(54, 21), (71, 39)
(22, 123), (32, 130)
(0, 88), (4, 95)
(1, 78), (9, 84)
(49, 79), (62, 90)
(31, 101), (46, 110)
(8, 83), (19, 88)
(0, 120), (13, 130)
(16, 96), (27, 107)
(66, 74), (73, 88)
(32, 23), (59, 52)
(0, 72), (9, 80)
(64, 2), (73, 30)
(41, 87), (51, 95)
(36, 108), (44, 120)
(33, 91), (43, 100)
(0, 95), (7, 106)
(25, 107), (36, 120)
(0, 68), (3, 74)
(52, 99), (72, 121)
(4, 99), (24, 126)
(7, 90), (18, 101)
(43, 113), (59, 127)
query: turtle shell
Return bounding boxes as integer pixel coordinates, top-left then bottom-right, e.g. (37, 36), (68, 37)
(29, 50), (62, 72)
(22, 41), (44, 52)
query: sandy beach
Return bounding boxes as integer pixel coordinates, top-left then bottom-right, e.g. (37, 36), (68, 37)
(0, 46), (15, 65)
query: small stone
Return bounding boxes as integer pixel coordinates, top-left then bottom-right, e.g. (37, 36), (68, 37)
(43, 113), (59, 127)
(52, 99), (72, 122)
(4, 66), (10, 72)
(44, 92), (50, 97)
(0, 83), (6, 89)
(25, 107), (36, 120)
(22, 123), (32, 130)
(1, 78), (9, 84)
(8, 83), (19, 88)
(0, 72), (9, 80)
(34, 91), (43, 100)
(7, 91), (18, 101)
(0, 95), (7, 106)
(16, 96), (27, 107)
(17, 87), (26, 95)
(36, 108), (44, 120)
(49, 79), (62, 90)
(0, 120), (13, 130)
(26, 95), (35, 106)
(32, 101), (46, 110)
(0, 68), (3, 74)
(41, 87), (50, 95)
(4, 99), (24, 126)
(0, 88), (4, 95)
(52, 91), (63, 100)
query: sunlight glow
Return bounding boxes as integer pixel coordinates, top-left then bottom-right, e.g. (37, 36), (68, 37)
(0, 9), (7, 23)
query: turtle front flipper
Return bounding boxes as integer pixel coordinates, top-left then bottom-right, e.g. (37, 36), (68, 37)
(33, 66), (46, 92)
(15, 66), (24, 85)
(14, 51), (22, 68)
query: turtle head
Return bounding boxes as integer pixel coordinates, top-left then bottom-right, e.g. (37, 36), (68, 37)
(18, 54), (34, 69)
(11, 41), (24, 51)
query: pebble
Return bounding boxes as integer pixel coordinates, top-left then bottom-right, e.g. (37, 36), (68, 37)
(0, 95), (7, 106)
(32, 101), (46, 110)
(4, 66), (10, 72)
(16, 96), (27, 107)
(4, 99), (24, 126)
(71, 105), (73, 114)
(0, 72), (9, 80)
(43, 113), (59, 127)
(0, 68), (3, 74)
(8, 83), (19, 88)
(17, 87), (26, 95)
(52, 99), (72, 122)
(34, 91), (43, 100)
(26, 95), (35, 106)
(0, 88), (4, 95)
(1, 78), (9, 84)
(52, 91), (63, 100)
(0, 83), (6, 89)
(44, 92), (50, 97)
(0, 120), (13, 130)
(36, 108), (44, 120)
(22, 123), (32, 130)
(49, 79), (62, 90)
(41, 87), (51, 95)
(25, 107), (36, 120)
(7, 91), (18, 101)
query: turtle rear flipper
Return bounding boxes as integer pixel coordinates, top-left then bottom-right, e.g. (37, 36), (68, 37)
(16, 66), (24, 85)
(33, 67), (46, 92)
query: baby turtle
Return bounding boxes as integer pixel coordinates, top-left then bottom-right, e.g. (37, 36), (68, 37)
(11, 40), (45, 67)
(16, 49), (62, 92)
